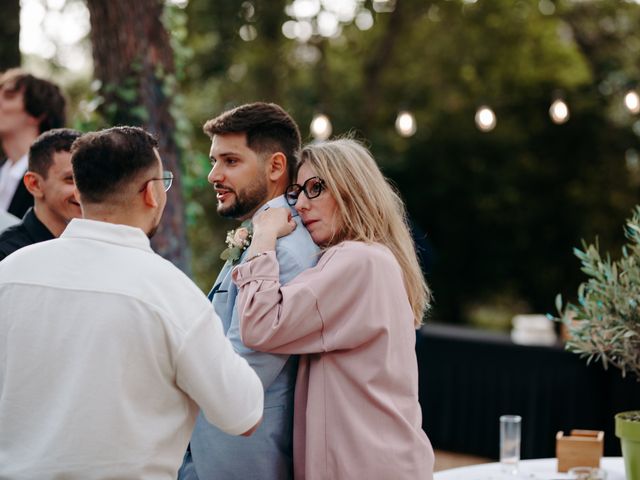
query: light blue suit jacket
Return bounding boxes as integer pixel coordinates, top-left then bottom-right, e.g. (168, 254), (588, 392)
(185, 196), (319, 480)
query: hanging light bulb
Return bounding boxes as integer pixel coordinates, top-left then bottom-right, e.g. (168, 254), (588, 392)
(624, 90), (640, 114)
(475, 106), (496, 132)
(395, 110), (417, 137)
(549, 99), (570, 124)
(310, 114), (332, 140)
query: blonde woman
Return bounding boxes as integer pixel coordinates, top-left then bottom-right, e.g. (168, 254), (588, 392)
(232, 138), (434, 479)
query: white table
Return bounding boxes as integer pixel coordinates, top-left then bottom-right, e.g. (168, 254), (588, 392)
(435, 457), (625, 480)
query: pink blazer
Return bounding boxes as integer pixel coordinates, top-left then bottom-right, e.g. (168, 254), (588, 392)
(233, 241), (434, 480)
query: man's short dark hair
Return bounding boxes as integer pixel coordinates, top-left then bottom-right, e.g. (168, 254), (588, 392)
(203, 102), (301, 181)
(29, 129), (82, 178)
(71, 126), (159, 204)
(0, 69), (66, 134)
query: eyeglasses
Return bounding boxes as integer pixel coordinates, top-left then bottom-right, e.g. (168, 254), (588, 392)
(140, 170), (174, 192)
(285, 176), (326, 206)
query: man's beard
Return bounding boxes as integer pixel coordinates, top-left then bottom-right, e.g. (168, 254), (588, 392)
(217, 175), (268, 220)
(147, 213), (162, 239)
(147, 223), (160, 239)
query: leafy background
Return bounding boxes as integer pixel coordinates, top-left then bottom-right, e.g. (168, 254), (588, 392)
(6, 0), (640, 328)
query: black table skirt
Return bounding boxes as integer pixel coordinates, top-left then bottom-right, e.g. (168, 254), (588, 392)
(416, 323), (640, 459)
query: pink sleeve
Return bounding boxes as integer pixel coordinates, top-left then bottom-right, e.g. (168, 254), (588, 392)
(233, 245), (404, 354)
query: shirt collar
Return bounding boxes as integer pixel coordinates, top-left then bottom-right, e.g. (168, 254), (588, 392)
(22, 207), (55, 242)
(251, 194), (299, 220)
(61, 218), (153, 253)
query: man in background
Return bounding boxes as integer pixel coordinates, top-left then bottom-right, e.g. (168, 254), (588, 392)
(180, 103), (319, 480)
(0, 69), (66, 218)
(0, 128), (82, 261)
(0, 126), (263, 479)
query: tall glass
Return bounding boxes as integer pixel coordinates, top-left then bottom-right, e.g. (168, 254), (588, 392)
(499, 414), (522, 474)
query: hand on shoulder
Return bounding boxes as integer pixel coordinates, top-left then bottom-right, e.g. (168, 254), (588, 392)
(245, 207), (297, 258)
(253, 207), (296, 239)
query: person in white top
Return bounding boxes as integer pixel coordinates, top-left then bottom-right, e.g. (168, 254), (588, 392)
(0, 210), (18, 232)
(0, 126), (264, 480)
(0, 69), (66, 217)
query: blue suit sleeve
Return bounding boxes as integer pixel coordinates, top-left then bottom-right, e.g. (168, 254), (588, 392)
(226, 242), (315, 389)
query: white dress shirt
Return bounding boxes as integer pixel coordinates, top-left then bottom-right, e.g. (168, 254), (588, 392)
(0, 153), (28, 211)
(0, 219), (263, 480)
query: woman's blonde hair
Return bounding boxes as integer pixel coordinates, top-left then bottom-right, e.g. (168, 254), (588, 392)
(298, 138), (431, 326)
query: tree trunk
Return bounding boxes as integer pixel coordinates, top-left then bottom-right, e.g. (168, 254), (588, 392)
(85, 0), (190, 273)
(360, 1), (408, 134)
(0, 0), (20, 70)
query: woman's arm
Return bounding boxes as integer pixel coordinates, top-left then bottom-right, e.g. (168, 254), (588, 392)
(233, 250), (325, 354)
(233, 242), (403, 355)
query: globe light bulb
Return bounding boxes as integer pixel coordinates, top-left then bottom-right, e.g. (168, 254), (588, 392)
(624, 90), (640, 114)
(310, 114), (332, 140)
(475, 106), (496, 132)
(395, 110), (417, 137)
(549, 99), (570, 124)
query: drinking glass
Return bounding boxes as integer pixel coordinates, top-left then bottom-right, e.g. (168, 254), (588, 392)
(499, 414), (522, 475)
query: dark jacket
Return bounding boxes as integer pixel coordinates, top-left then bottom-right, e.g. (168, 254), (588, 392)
(7, 180), (34, 219)
(0, 208), (54, 261)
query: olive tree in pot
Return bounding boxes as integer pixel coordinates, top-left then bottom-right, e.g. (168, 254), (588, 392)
(557, 206), (640, 480)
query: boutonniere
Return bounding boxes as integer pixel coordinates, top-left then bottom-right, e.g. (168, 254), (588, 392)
(220, 223), (253, 264)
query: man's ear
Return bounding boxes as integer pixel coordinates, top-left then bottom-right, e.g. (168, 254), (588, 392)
(23, 171), (44, 199)
(142, 182), (159, 208)
(267, 152), (287, 182)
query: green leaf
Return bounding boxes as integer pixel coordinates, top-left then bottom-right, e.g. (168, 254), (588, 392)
(555, 293), (563, 314)
(116, 87), (138, 103)
(130, 106), (150, 122)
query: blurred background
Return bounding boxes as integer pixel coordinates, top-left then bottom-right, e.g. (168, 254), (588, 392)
(5, 0), (640, 329)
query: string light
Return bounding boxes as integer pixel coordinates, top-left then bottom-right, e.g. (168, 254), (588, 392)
(314, 86), (638, 137)
(475, 106), (496, 132)
(310, 114), (332, 140)
(624, 90), (640, 114)
(549, 99), (570, 124)
(395, 110), (417, 137)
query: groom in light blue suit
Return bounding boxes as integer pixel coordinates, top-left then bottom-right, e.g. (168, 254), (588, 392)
(179, 103), (319, 480)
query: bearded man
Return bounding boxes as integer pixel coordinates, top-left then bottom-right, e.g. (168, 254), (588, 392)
(179, 103), (319, 480)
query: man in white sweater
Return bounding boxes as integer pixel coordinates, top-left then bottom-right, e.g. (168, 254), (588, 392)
(0, 126), (263, 480)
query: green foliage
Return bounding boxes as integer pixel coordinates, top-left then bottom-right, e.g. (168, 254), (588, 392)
(165, 1), (239, 290)
(557, 206), (640, 379)
(71, 71), (149, 132)
(177, 0), (640, 309)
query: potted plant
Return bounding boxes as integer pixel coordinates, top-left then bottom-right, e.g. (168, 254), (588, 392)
(556, 206), (640, 480)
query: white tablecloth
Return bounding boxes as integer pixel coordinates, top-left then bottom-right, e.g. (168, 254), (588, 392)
(435, 457), (625, 480)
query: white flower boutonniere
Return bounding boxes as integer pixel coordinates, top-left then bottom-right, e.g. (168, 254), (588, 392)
(220, 223), (253, 264)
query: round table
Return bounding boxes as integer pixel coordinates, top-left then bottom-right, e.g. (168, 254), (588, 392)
(434, 457), (625, 480)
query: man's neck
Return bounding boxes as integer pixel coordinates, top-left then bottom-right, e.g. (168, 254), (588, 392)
(82, 206), (149, 233)
(237, 191), (286, 222)
(2, 129), (39, 163)
(33, 204), (67, 238)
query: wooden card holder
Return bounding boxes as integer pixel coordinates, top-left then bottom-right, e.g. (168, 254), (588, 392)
(555, 430), (604, 472)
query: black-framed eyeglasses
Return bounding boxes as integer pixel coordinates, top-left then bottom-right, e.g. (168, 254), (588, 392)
(140, 170), (174, 192)
(285, 176), (326, 206)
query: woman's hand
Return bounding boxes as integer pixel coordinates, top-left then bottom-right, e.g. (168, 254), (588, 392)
(244, 208), (297, 259)
(253, 207), (296, 239)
